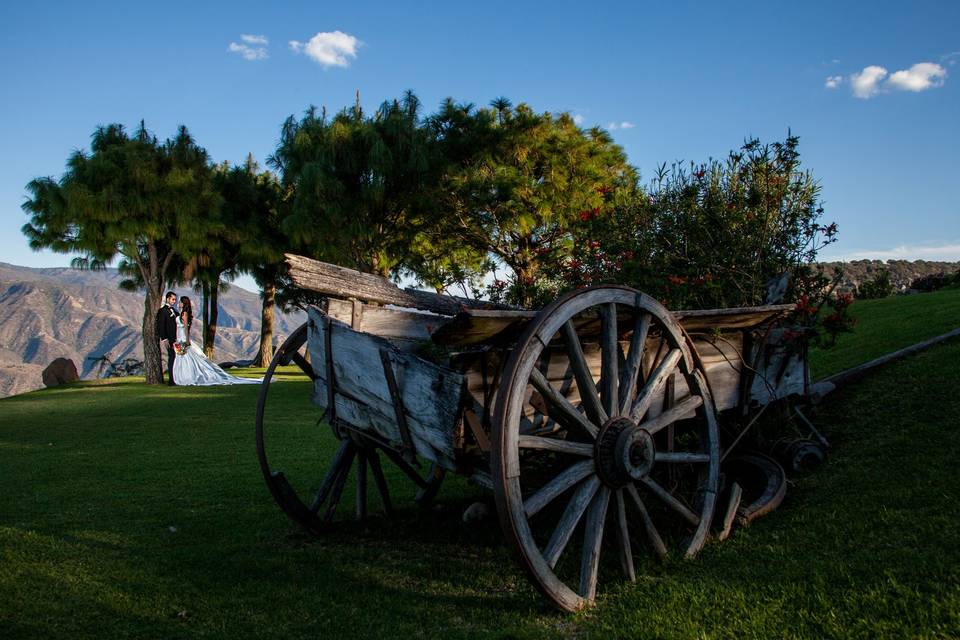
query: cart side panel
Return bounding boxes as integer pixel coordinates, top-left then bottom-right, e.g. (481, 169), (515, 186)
(306, 307), (464, 470)
(747, 328), (807, 405)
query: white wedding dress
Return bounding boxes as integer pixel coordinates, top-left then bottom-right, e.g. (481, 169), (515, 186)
(172, 318), (261, 386)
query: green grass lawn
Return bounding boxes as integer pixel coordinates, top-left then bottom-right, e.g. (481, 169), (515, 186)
(1, 291), (959, 639)
(808, 286), (960, 380)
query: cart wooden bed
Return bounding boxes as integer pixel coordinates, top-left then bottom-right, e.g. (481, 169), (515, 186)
(255, 254), (809, 611)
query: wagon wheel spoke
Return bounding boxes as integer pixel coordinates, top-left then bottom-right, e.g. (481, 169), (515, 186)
(289, 350), (317, 380)
(600, 303), (619, 418)
(630, 348), (682, 422)
(366, 449), (394, 517)
(524, 459), (596, 518)
(614, 489), (636, 581)
(625, 484), (668, 558)
(639, 476), (700, 526)
(355, 449), (368, 520)
(579, 486), (611, 600)
(322, 444), (357, 523)
(309, 439), (353, 513)
(543, 476), (601, 568)
(530, 369), (598, 439)
(640, 395), (703, 436)
(492, 287), (720, 611)
(519, 435), (593, 456)
(561, 320), (607, 425)
(619, 312), (651, 415)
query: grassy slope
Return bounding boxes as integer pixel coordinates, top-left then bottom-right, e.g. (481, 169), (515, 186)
(1, 292), (958, 639)
(808, 287), (960, 380)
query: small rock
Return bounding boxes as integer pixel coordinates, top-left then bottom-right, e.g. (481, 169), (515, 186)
(462, 501), (490, 524)
(168, 526), (178, 533)
(176, 610), (190, 621)
(41, 358), (79, 387)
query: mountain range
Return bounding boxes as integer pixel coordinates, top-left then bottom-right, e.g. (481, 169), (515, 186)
(0, 263), (304, 398)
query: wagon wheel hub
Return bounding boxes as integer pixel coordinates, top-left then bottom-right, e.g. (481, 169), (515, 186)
(594, 417), (655, 487)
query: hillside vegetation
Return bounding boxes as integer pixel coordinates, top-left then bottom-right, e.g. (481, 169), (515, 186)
(0, 291), (958, 639)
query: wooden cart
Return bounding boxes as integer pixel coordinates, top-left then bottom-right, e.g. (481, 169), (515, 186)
(255, 254), (811, 611)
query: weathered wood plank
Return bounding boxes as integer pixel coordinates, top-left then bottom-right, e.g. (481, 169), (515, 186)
(288, 253), (510, 316)
(307, 307), (464, 470)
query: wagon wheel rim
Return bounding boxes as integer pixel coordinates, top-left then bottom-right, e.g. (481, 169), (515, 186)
(255, 321), (446, 535)
(491, 286), (720, 611)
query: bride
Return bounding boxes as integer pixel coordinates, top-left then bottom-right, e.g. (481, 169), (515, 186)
(172, 296), (260, 386)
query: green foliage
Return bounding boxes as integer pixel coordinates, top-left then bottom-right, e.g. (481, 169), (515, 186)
(855, 268), (894, 299)
(430, 99), (636, 306)
(909, 270), (960, 292)
(271, 92), (439, 277)
(554, 134), (835, 310)
(22, 122), (221, 383)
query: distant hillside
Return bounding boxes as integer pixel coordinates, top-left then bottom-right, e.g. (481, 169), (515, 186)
(816, 260), (960, 294)
(0, 263), (304, 398)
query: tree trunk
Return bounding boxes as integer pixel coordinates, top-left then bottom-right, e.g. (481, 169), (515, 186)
(203, 283), (219, 359)
(255, 282), (276, 367)
(142, 287), (164, 384)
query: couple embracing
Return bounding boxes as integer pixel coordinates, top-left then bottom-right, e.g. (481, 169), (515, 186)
(155, 291), (259, 387)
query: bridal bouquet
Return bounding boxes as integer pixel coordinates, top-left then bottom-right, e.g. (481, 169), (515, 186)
(173, 341), (189, 356)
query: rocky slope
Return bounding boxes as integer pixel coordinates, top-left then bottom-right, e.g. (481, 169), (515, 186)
(817, 260), (960, 294)
(0, 263), (304, 398)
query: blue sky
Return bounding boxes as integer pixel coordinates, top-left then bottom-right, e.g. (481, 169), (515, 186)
(2, 0), (957, 292)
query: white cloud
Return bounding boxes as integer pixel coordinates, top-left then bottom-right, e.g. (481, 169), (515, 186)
(228, 34), (268, 60)
(840, 61), (948, 98)
(572, 114), (584, 125)
(289, 30), (360, 68)
(850, 65), (888, 98)
(826, 243), (960, 262)
(607, 121), (635, 130)
(885, 62), (946, 92)
(228, 41), (268, 61)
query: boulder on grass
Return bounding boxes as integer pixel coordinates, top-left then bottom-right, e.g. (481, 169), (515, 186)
(41, 358), (79, 387)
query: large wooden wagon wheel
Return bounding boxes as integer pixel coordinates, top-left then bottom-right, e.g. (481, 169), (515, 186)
(255, 322), (444, 536)
(492, 286), (720, 611)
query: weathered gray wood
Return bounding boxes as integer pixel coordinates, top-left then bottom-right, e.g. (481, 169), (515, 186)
(600, 303), (619, 417)
(579, 486), (610, 600)
(323, 444), (356, 523)
(288, 253), (508, 316)
(641, 395), (703, 435)
(366, 449), (393, 516)
(631, 349), (681, 422)
(639, 476), (700, 526)
(543, 476), (601, 568)
(379, 348), (417, 462)
(431, 309), (536, 346)
(355, 450), (368, 520)
(717, 482), (742, 542)
(625, 484), (667, 558)
(518, 435), (593, 456)
(309, 439), (352, 513)
(529, 368), (598, 439)
(618, 311), (651, 415)
(463, 409), (491, 452)
(326, 297), (450, 343)
(562, 320), (607, 425)
(523, 459), (596, 518)
(308, 307), (464, 470)
(614, 489), (636, 581)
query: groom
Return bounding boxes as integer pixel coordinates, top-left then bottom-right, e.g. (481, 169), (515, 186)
(156, 291), (178, 385)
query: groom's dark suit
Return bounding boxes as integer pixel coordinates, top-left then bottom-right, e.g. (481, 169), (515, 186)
(155, 303), (178, 385)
